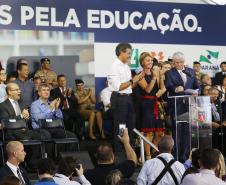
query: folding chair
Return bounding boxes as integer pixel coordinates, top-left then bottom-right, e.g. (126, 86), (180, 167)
(1, 119), (44, 157)
(39, 118), (79, 158)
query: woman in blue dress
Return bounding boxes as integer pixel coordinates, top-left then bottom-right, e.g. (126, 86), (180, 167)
(138, 52), (166, 159)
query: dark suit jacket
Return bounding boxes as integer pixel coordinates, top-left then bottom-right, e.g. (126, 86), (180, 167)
(50, 87), (79, 110)
(0, 164), (31, 185)
(0, 99), (26, 120)
(214, 72), (226, 85)
(165, 67), (200, 115)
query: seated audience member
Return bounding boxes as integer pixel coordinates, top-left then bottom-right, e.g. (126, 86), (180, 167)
(116, 179), (137, 185)
(193, 61), (204, 85)
(6, 72), (17, 84)
(100, 81), (113, 120)
(0, 141), (31, 185)
(214, 61), (226, 85)
(201, 85), (211, 96)
(0, 175), (21, 185)
(14, 62), (36, 108)
(181, 148), (226, 185)
(75, 79), (105, 140)
(53, 156), (91, 185)
(35, 158), (57, 185)
(137, 135), (185, 185)
(34, 58), (58, 89)
(84, 128), (137, 185)
(0, 83), (40, 140)
(50, 75), (84, 140)
(0, 68), (7, 103)
(216, 76), (226, 102)
(30, 83), (76, 151)
(105, 170), (123, 185)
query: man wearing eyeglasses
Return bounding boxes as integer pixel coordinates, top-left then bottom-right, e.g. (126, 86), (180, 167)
(34, 58), (58, 89)
(0, 82), (48, 140)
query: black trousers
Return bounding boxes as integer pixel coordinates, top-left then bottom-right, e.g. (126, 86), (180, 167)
(62, 108), (85, 139)
(110, 92), (135, 152)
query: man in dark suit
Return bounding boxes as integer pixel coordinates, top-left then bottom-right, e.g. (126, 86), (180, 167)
(165, 52), (200, 162)
(0, 83), (51, 166)
(214, 61), (226, 85)
(0, 82), (39, 140)
(0, 141), (31, 185)
(50, 74), (84, 139)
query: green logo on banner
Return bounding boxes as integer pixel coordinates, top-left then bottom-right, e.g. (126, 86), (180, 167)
(199, 50), (219, 64)
(130, 48), (139, 68)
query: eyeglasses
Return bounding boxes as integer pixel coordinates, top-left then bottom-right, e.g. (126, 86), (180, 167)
(0, 73), (6, 75)
(10, 89), (20, 91)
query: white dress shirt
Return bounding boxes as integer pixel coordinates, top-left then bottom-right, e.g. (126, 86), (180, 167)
(107, 58), (132, 94)
(137, 153), (185, 185)
(53, 173), (91, 185)
(177, 69), (187, 85)
(181, 169), (226, 185)
(6, 161), (20, 178)
(100, 87), (112, 111)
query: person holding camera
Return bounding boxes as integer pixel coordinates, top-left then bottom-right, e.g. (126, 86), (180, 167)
(53, 157), (91, 185)
(84, 128), (137, 185)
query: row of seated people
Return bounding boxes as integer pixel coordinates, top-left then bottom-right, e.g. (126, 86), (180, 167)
(0, 58), (105, 141)
(0, 134), (226, 185)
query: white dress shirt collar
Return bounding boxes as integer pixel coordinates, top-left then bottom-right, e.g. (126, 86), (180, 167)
(6, 161), (19, 178)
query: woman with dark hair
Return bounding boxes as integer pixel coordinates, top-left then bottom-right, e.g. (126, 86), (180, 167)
(75, 79), (105, 140)
(138, 52), (165, 159)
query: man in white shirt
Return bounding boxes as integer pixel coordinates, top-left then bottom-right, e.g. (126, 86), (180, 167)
(0, 141), (31, 185)
(181, 148), (226, 185)
(107, 43), (144, 151)
(137, 135), (185, 185)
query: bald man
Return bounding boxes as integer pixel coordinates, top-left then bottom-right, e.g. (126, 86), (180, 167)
(137, 136), (185, 185)
(0, 83), (40, 140)
(0, 141), (31, 185)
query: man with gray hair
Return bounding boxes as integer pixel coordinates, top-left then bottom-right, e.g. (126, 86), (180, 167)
(137, 136), (185, 185)
(165, 52), (199, 162)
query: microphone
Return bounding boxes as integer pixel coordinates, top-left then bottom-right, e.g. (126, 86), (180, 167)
(182, 70), (192, 78)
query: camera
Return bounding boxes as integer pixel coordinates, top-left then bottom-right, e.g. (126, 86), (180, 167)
(119, 123), (126, 136)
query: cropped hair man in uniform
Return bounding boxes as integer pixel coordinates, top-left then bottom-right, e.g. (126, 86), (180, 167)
(107, 43), (144, 151)
(0, 141), (31, 185)
(34, 58), (58, 89)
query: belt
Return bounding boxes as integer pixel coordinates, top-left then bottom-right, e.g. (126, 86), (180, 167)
(113, 92), (131, 96)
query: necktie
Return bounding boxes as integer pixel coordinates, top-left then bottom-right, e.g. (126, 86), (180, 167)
(62, 88), (69, 109)
(180, 71), (187, 85)
(17, 168), (26, 185)
(14, 101), (21, 116)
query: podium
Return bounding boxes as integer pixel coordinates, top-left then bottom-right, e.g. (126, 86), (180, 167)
(169, 95), (212, 160)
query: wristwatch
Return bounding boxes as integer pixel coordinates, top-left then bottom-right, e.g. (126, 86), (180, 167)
(129, 79), (133, 85)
